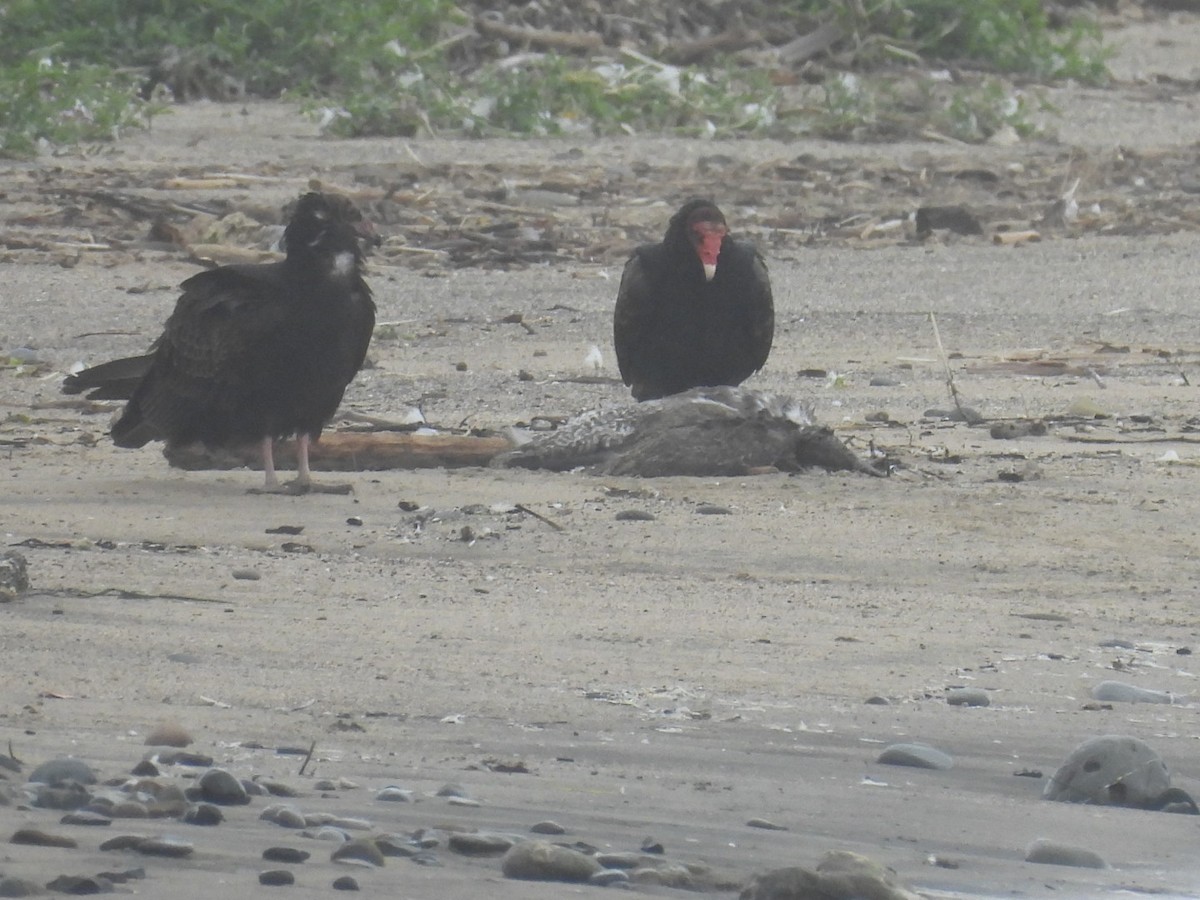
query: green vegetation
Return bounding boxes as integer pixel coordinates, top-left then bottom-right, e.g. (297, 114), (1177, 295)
(0, 0), (1110, 156)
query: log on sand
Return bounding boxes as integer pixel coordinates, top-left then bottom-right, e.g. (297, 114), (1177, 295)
(165, 432), (512, 472)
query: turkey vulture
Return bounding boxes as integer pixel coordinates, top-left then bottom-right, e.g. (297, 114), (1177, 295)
(63, 192), (377, 494)
(613, 199), (774, 402)
(494, 386), (883, 477)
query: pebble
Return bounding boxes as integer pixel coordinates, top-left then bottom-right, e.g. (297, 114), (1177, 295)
(448, 832), (518, 855)
(44, 875), (112, 894)
(631, 863), (693, 888)
(264, 847), (311, 863)
(156, 750), (213, 767)
(60, 810), (112, 826)
(307, 826), (351, 842)
(1091, 680), (1174, 704)
(258, 869), (295, 886)
(1043, 734), (1170, 808)
(529, 820), (566, 835)
(329, 816), (373, 831)
(945, 688), (990, 707)
(640, 837), (665, 854)
(30, 782), (91, 810)
(447, 796), (481, 807)
(877, 743), (954, 771)
(435, 782), (470, 798)
(0, 551), (30, 602)
(99, 834), (151, 851)
(182, 802), (224, 826)
(615, 510), (656, 521)
(923, 406), (983, 424)
(198, 768), (250, 805)
(374, 834), (420, 858)
(332, 876), (360, 891)
(256, 779), (298, 797)
(143, 722), (192, 747)
(595, 851), (642, 869)
(0, 877), (42, 897)
(331, 838), (385, 867)
(374, 786), (413, 802)
(589, 869), (630, 887)
(501, 840), (601, 882)
(10, 827), (78, 848)
(746, 818), (788, 831)
(742, 850), (922, 900)
(1025, 838), (1108, 869)
(261, 804), (307, 828)
(135, 836), (195, 858)
(695, 504), (732, 515)
(231, 568), (261, 580)
(29, 757), (97, 786)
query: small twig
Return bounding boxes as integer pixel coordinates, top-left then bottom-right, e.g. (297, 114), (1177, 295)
(298, 740), (317, 776)
(514, 503), (565, 532)
(929, 311), (972, 422)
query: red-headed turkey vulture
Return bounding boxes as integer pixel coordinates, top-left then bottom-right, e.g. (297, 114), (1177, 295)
(613, 199), (774, 402)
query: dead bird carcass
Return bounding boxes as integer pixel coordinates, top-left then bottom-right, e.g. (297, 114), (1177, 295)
(494, 386), (884, 477)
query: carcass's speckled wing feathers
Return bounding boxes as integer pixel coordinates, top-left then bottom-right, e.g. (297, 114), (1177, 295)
(496, 387), (879, 477)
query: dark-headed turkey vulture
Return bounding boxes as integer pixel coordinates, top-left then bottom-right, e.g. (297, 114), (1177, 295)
(613, 199), (774, 401)
(63, 192), (377, 494)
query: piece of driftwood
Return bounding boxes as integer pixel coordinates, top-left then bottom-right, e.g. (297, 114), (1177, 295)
(474, 15), (604, 52)
(165, 432), (512, 472)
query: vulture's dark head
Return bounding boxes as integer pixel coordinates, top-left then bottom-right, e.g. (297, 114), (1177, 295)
(282, 192), (379, 272)
(667, 199), (728, 282)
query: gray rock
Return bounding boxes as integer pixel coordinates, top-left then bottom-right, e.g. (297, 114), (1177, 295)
(44, 875), (112, 894)
(1043, 734), (1171, 808)
(374, 786), (413, 802)
(258, 869), (295, 886)
(529, 820), (566, 835)
(135, 836), (194, 858)
(501, 840), (601, 882)
(877, 742), (954, 770)
(0, 551), (30, 602)
(182, 802), (223, 826)
(590, 868), (630, 886)
(331, 838), (385, 867)
(448, 832), (518, 856)
(332, 876), (359, 891)
(746, 818), (788, 831)
(263, 847), (311, 863)
(1025, 838), (1108, 869)
(595, 851), (643, 869)
(28, 757), (96, 786)
(10, 828), (77, 848)
(60, 810), (112, 826)
(0, 876), (42, 897)
(261, 804), (307, 829)
(197, 768), (249, 805)
(739, 850), (923, 900)
(1091, 680), (1174, 704)
(945, 688), (990, 707)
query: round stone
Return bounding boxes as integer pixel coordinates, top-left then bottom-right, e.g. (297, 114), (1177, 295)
(198, 768), (250, 805)
(1043, 734), (1171, 808)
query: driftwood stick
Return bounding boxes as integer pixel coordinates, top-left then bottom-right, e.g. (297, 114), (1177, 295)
(165, 432), (512, 472)
(929, 311), (975, 423)
(475, 15), (604, 52)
